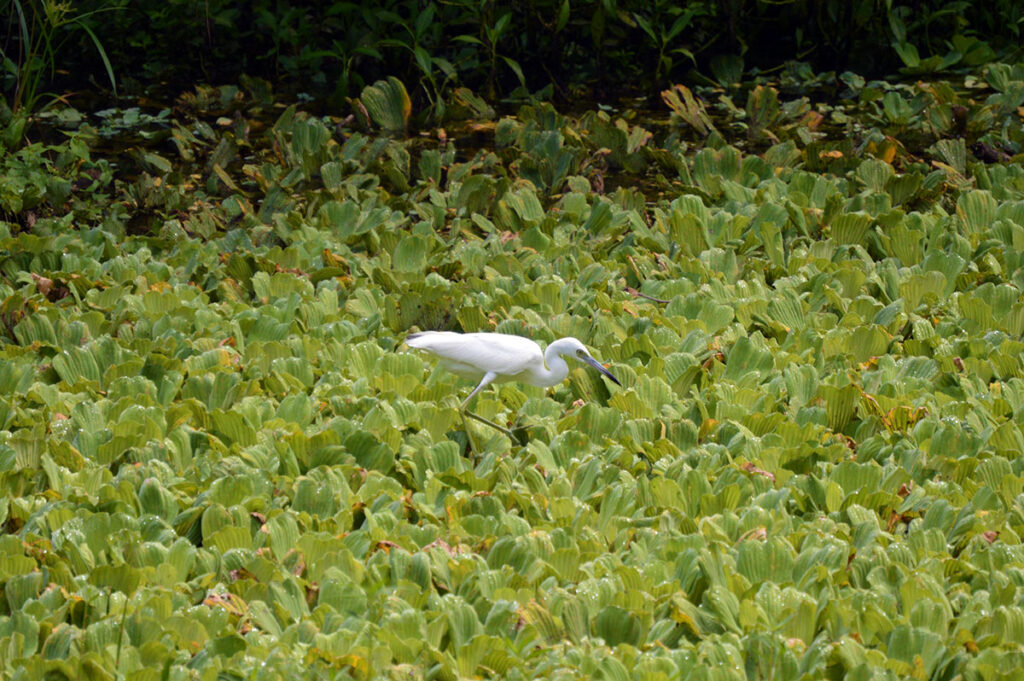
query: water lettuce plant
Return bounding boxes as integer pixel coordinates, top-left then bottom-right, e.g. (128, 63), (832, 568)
(3, 64), (1024, 679)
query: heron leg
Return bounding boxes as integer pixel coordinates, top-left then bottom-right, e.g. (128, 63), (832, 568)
(460, 372), (498, 411)
(458, 372), (514, 448)
(464, 409), (514, 437)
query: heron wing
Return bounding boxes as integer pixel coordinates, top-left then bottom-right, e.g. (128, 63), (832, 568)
(407, 332), (543, 378)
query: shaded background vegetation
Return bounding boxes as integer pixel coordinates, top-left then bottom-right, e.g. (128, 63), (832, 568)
(4, 0), (1024, 116)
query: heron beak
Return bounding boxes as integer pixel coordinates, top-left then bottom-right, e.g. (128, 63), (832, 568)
(583, 355), (621, 386)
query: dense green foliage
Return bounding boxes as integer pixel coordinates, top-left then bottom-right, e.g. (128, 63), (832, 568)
(4, 1), (1024, 679)
(4, 47), (1024, 678)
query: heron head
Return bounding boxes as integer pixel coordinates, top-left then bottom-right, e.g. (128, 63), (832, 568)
(556, 338), (621, 386)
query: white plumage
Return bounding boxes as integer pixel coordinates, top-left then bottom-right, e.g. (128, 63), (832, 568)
(406, 330), (619, 444)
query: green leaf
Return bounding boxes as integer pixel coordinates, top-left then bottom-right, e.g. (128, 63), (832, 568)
(502, 187), (544, 227)
(447, 598), (483, 648)
(723, 336), (774, 382)
(957, 190), (997, 236)
(207, 526), (253, 553)
(393, 234), (429, 272)
(90, 565), (143, 594)
(932, 138), (966, 174)
(360, 77), (412, 132)
(830, 212), (873, 246)
(736, 537), (795, 584)
(820, 383), (860, 432)
(52, 347), (102, 386)
(893, 41), (921, 68)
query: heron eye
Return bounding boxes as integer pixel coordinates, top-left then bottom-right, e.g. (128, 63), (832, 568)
(576, 349), (585, 357)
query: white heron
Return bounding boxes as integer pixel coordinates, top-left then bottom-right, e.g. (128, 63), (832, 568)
(406, 331), (620, 447)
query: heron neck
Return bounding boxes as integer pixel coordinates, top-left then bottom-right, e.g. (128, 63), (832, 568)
(538, 343), (571, 387)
